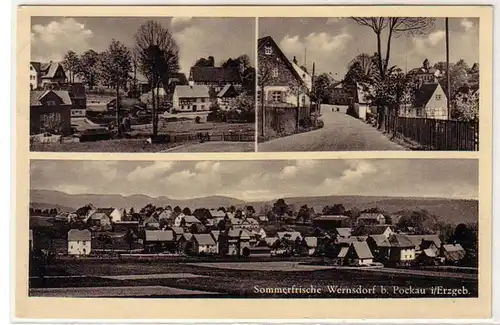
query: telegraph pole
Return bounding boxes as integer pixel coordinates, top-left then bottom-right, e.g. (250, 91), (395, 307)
(446, 18), (451, 120)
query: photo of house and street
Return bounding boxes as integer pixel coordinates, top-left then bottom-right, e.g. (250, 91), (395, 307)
(29, 17), (256, 152)
(257, 17), (479, 151)
(29, 159), (478, 298)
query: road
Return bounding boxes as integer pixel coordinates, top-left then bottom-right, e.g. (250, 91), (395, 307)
(163, 141), (255, 152)
(258, 105), (405, 152)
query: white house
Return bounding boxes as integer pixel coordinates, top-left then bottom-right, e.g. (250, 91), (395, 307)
(67, 229), (91, 256)
(173, 213), (186, 227)
(401, 83), (448, 120)
(217, 84), (239, 110)
(354, 82), (375, 121)
(192, 233), (217, 255)
(172, 85), (211, 113)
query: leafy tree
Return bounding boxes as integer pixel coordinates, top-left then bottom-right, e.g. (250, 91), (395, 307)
(272, 198), (290, 221)
(124, 229), (137, 250)
(76, 49), (100, 89)
(245, 206), (255, 217)
(396, 209), (439, 234)
(182, 207), (192, 215)
(173, 206), (182, 214)
(343, 53), (378, 96)
(452, 88), (479, 122)
(228, 205), (236, 213)
(98, 39), (132, 128)
(217, 206), (226, 213)
(193, 208), (211, 224)
(134, 20), (180, 136)
(297, 204), (313, 223)
(194, 56), (214, 67)
(62, 50), (80, 83)
(314, 73), (333, 104)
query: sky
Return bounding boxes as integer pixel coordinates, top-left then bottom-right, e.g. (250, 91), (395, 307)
(31, 17), (256, 74)
(259, 17), (479, 77)
(30, 159), (478, 202)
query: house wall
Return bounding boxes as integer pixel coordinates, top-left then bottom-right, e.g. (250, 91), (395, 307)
(110, 209), (122, 223)
(68, 240), (91, 255)
(217, 97), (237, 111)
(348, 257), (373, 266)
(30, 95), (72, 136)
(71, 109), (86, 118)
(424, 85), (448, 120)
(354, 103), (368, 121)
(259, 86), (309, 107)
(196, 244), (217, 254)
(30, 64), (38, 90)
(399, 248), (416, 261)
(174, 96), (211, 112)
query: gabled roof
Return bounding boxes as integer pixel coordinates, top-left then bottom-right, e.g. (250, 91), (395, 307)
(407, 235), (442, 250)
(211, 230), (221, 241)
(68, 229), (91, 241)
(96, 208), (116, 216)
(174, 85), (210, 99)
(30, 61), (41, 72)
(42, 62), (64, 79)
(89, 212), (110, 221)
(210, 210), (226, 218)
(182, 233), (193, 241)
(304, 236), (318, 248)
(193, 233), (216, 246)
(142, 215), (159, 225)
(183, 215), (202, 224)
(422, 248), (437, 258)
(189, 66), (241, 83)
(356, 225), (393, 236)
(170, 226), (184, 235)
(337, 246), (349, 258)
(350, 242), (374, 259)
(315, 215), (350, 221)
(30, 90), (72, 106)
(368, 234), (388, 247)
(145, 230), (174, 242)
(264, 236), (280, 247)
(290, 61), (312, 91)
(414, 83), (443, 107)
(217, 84), (239, 98)
(380, 234), (415, 248)
(169, 72), (188, 85)
(277, 231), (302, 241)
(442, 243), (465, 252)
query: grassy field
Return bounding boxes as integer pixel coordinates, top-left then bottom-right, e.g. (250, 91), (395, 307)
(30, 259), (478, 298)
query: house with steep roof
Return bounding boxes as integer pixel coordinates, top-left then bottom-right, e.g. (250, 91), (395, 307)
(407, 234), (442, 254)
(30, 90), (73, 135)
(257, 36), (310, 108)
(333, 227), (352, 239)
(67, 229), (91, 256)
(141, 215), (160, 230)
(345, 242), (374, 266)
(144, 230), (175, 253)
(191, 233), (217, 255)
(188, 65), (242, 92)
(88, 212), (112, 229)
(302, 236), (318, 256)
(440, 243), (466, 264)
(378, 234), (416, 265)
(313, 215), (351, 230)
(401, 82), (448, 120)
(172, 85), (211, 113)
(217, 84), (240, 110)
(30, 61), (67, 90)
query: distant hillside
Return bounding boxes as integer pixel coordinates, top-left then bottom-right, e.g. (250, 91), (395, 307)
(30, 190), (478, 225)
(29, 202), (74, 213)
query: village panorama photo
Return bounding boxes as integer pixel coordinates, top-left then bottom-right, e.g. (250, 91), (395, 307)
(257, 17), (480, 151)
(29, 159), (478, 298)
(29, 17), (256, 153)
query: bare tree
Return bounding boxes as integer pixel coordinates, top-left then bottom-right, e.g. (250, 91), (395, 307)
(62, 50), (80, 83)
(134, 20), (180, 137)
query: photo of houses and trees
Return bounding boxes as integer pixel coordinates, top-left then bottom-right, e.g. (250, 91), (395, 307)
(29, 17), (256, 152)
(257, 17), (479, 151)
(29, 159), (478, 298)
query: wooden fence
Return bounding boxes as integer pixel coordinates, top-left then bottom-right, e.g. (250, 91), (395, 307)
(170, 131), (255, 143)
(385, 115), (479, 151)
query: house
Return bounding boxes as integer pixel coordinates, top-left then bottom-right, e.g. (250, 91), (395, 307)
(170, 226), (184, 241)
(67, 229), (91, 256)
(345, 242), (374, 266)
(353, 225), (394, 238)
(220, 229), (251, 256)
(177, 232), (193, 254)
(366, 234), (390, 260)
(141, 215), (160, 229)
(217, 84), (240, 110)
(173, 213), (186, 227)
(232, 217), (260, 231)
(330, 81), (352, 106)
(353, 82), (375, 121)
(302, 237), (318, 256)
(113, 221), (139, 234)
(290, 56), (313, 92)
(440, 244), (466, 264)
(333, 227), (352, 239)
(257, 36), (310, 108)
(94, 208), (123, 223)
(248, 240), (272, 257)
(401, 83), (448, 120)
(407, 59), (441, 84)
(210, 210), (226, 219)
(357, 213), (386, 225)
(191, 233), (217, 255)
(88, 212), (112, 229)
(144, 230), (175, 253)
(30, 90), (73, 135)
(210, 230), (221, 254)
(332, 246), (349, 266)
(188, 65), (242, 92)
(378, 234), (416, 265)
(313, 215), (351, 230)
(416, 247), (441, 266)
(158, 209), (173, 222)
(30, 61), (67, 90)
(183, 215), (202, 228)
(172, 85), (211, 113)
(407, 235), (442, 254)
(277, 231), (302, 242)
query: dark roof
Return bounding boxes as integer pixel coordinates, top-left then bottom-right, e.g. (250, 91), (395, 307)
(414, 83), (441, 107)
(334, 228), (352, 238)
(315, 215), (350, 221)
(96, 208), (115, 216)
(169, 72), (188, 85)
(30, 90), (72, 106)
(350, 242), (374, 259)
(442, 244), (466, 261)
(356, 225), (393, 236)
(68, 229), (91, 241)
(368, 234), (388, 246)
(217, 84), (239, 98)
(189, 66), (241, 83)
(193, 233), (217, 246)
(380, 234), (415, 248)
(30, 61), (41, 72)
(145, 230), (174, 242)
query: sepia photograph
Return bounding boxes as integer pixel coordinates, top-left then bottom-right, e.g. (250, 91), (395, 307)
(29, 159), (478, 298)
(257, 17), (480, 152)
(29, 17), (256, 153)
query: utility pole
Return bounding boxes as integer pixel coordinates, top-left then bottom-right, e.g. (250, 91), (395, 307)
(311, 62), (316, 112)
(446, 17), (451, 120)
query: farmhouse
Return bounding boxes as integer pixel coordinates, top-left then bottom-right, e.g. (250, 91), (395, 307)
(378, 234), (416, 265)
(302, 236), (318, 256)
(345, 242), (374, 266)
(220, 229), (251, 256)
(88, 212), (112, 229)
(144, 230), (175, 253)
(407, 59), (441, 85)
(407, 234), (442, 254)
(113, 221), (139, 234)
(357, 213), (386, 225)
(67, 229), (91, 256)
(217, 84), (240, 111)
(30, 90), (73, 136)
(441, 244), (466, 264)
(191, 233), (218, 255)
(401, 83), (448, 120)
(354, 225), (394, 238)
(332, 246), (350, 266)
(257, 36), (310, 108)
(177, 232), (193, 254)
(142, 215), (160, 229)
(172, 85), (211, 113)
(188, 65), (242, 92)
(333, 227), (352, 239)
(30, 61), (67, 90)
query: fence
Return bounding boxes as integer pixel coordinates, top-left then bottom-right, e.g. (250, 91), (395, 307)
(170, 131), (255, 143)
(385, 115), (479, 151)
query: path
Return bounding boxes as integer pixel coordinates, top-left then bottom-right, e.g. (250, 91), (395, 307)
(258, 106), (405, 152)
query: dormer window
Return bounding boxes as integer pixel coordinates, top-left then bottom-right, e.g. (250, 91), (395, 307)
(46, 100), (57, 106)
(272, 68), (279, 78)
(264, 45), (272, 55)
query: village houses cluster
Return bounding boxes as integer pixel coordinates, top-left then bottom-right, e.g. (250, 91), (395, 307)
(29, 203), (467, 268)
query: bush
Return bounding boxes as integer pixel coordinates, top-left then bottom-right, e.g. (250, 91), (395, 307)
(195, 116), (201, 124)
(299, 116), (313, 128)
(315, 119), (324, 129)
(207, 109), (226, 122)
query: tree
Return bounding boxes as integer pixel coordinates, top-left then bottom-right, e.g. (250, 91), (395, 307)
(452, 87), (479, 122)
(314, 73), (333, 104)
(76, 49), (100, 90)
(173, 206), (182, 214)
(245, 206), (255, 217)
(395, 209), (439, 234)
(351, 18), (435, 127)
(62, 50), (80, 83)
(217, 206), (226, 213)
(124, 229), (137, 251)
(98, 39), (132, 129)
(272, 198), (290, 221)
(182, 207), (192, 215)
(297, 204), (313, 223)
(135, 20), (180, 137)
(195, 56), (215, 67)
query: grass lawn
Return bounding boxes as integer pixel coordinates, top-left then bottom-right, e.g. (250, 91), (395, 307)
(135, 121), (255, 134)
(30, 138), (190, 153)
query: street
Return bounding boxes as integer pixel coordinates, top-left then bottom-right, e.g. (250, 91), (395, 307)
(258, 105), (405, 152)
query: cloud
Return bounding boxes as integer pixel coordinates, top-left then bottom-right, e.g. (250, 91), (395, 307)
(194, 161), (220, 173)
(80, 161), (118, 182)
(326, 18), (344, 24)
(31, 18), (93, 62)
(340, 161), (377, 182)
(171, 17), (192, 27)
(460, 18), (474, 31)
(126, 161), (175, 182)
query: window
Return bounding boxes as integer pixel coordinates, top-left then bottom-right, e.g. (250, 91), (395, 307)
(272, 68), (279, 78)
(272, 91), (282, 102)
(257, 90), (261, 102)
(201, 105), (205, 110)
(201, 98), (206, 103)
(30, 66), (33, 71)
(435, 94), (442, 100)
(264, 45), (272, 55)
(46, 100), (57, 106)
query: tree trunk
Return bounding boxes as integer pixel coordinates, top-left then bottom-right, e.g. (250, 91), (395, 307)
(151, 85), (157, 137)
(376, 32), (384, 79)
(296, 94), (300, 130)
(115, 86), (120, 136)
(260, 85), (265, 137)
(156, 83), (161, 134)
(377, 106), (387, 132)
(384, 27), (394, 74)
